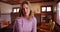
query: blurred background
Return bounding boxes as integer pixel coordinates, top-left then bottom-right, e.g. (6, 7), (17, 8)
(0, 0), (60, 32)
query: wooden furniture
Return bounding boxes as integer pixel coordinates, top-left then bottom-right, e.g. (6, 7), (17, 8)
(37, 22), (55, 32)
(40, 6), (55, 23)
(41, 13), (53, 23)
(0, 20), (15, 32)
(0, 20), (8, 28)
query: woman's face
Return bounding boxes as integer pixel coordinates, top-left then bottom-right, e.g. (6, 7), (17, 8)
(23, 4), (30, 16)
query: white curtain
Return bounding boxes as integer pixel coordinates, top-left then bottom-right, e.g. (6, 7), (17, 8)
(57, 2), (60, 25)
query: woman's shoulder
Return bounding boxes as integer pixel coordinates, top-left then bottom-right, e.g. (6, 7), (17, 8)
(32, 17), (37, 24)
(15, 17), (23, 21)
(33, 17), (37, 20)
(32, 17), (37, 22)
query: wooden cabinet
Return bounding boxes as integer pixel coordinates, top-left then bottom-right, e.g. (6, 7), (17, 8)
(41, 13), (53, 23)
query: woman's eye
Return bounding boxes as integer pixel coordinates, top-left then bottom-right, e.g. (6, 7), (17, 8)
(23, 8), (24, 10)
(26, 8), (28, 9)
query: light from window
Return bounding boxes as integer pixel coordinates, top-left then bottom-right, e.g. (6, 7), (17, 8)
(13, 8), (20, 13)
(13, 9), (16, 13)
(41, 6), (52, 12)
(58, 2), (60, 19)
(17, 8), (19, 12)
(59, 10), (60, 19)
(47, 7), (51, 12)
(58, 2), (60, 5)
(42, 7), (46, 12)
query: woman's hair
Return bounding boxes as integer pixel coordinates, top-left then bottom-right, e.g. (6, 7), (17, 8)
(19, 1), (34, 19)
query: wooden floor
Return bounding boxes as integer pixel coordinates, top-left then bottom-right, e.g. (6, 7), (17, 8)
(37, 28), (59, 32)
(0, 26), (59, 32)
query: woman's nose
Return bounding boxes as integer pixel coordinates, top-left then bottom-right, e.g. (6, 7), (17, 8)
(25, 8), (27, 11)
(25, 8), (26, 11)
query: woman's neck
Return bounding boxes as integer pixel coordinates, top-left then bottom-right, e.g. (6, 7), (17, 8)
(25, 15), (29, 18)
(24, 15), (31, 20)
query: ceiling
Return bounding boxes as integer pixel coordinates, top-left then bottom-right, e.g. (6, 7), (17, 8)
(0, 0), (59, 5)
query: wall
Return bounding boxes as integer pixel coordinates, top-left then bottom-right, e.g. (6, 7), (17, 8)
(12, 4), (21, 7)
(0, 2), (12, 14)
(0, 2), (12, 24)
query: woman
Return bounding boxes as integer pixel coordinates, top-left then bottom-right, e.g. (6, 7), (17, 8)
(13, 1), (37, 32)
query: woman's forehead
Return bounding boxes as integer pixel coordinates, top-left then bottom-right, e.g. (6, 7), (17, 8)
(23, 4), (28, 6)
(23, 4), (29, 8)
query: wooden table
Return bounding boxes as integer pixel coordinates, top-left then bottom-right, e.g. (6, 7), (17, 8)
(37, 23), (50, 32)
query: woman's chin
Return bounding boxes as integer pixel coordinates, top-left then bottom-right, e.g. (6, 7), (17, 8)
(25, 14), (29, 17)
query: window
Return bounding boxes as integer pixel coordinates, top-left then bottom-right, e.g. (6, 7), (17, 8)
(12, 7), (20, 13)
(41, 6), (52, 12)
(47, 7), (51, 12)
(42, 7), (46, 12)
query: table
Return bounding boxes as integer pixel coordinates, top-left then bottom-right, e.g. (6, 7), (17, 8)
(37, 23), (50, 32)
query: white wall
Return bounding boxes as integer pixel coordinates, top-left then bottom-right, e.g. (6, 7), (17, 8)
(0, 2), (12, 24)
(57, 2), (60, 25)
(0, 2), (12, 14)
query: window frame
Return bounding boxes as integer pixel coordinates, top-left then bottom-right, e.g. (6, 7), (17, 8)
(12, 7), (20, 13)
(41, 6), (52, 13)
